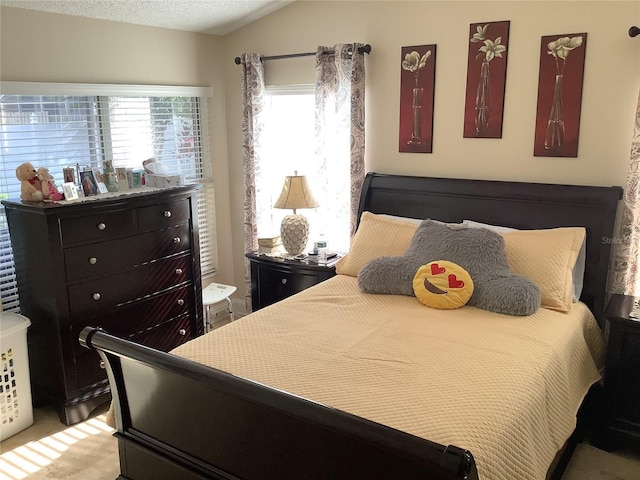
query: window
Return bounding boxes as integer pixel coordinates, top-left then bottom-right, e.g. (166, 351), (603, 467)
(258, 85), (351, 253)
(0, 82), (216, 313)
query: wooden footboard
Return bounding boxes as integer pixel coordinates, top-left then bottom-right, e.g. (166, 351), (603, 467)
(80, 327), (479, 480)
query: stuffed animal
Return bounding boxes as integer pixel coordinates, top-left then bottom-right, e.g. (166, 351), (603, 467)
(37, 167), (64, 201)
(15, 162), (43, 201)
(358, 220), (541, 316)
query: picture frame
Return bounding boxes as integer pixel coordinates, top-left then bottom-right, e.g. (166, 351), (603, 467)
(80, 170), (99, 196)
(92, 168), (109, 193)
(63, 167), (76, 184)
(533, 32), (587, 157)
(463, 20), (510, 138)
(62, 182), (79, 201)
(116, 167), (130, 190)
(399, 44), (436, 153)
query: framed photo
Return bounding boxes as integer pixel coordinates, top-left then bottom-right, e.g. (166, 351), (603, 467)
(62, 182), (79, 201)
(92, 168), (109, 193)
(533, 32), (587, 157)
(116, 167), (130, 190)
(63, 167), (76, 184)
(399, 44), (436, 153)
(463, 20), (510, 138)
(80, 170), (99, 196)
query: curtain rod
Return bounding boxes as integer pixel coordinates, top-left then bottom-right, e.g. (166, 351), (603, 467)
(631, 26), (640, 37)
(234, 44), (371, 65)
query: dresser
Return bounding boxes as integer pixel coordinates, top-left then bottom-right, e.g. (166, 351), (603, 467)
(246, 253), (338, 311)
(2, 186), (204, 425)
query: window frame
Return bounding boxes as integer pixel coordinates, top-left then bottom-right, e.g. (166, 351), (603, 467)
(0, 81), (215, 313)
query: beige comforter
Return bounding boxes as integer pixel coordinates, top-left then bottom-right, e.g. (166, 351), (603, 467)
(172, 275), (605, 480)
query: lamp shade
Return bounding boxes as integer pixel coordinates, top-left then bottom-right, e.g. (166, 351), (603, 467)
(273, 175), (319, 212)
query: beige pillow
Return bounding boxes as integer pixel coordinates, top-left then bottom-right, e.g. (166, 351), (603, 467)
(500, 227), (585, 312)
(335, 212), (419, 276)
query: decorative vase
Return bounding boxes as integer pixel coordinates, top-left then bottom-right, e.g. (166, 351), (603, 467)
(408, 74), (424, 145)
(475, 60), (491, 134)
(545, 74), (565, 152)
(280, 213), (310, 256)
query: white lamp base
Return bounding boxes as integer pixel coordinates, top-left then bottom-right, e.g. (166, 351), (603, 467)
(280, 214), (310, 255)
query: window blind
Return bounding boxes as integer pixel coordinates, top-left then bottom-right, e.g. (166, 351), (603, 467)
(0, 82), (216, 313)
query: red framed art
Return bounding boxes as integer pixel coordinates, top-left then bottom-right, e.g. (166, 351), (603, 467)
(534, 33), (587, 157)
(463, 20), (510, 139)
(399, 44), (436, 153)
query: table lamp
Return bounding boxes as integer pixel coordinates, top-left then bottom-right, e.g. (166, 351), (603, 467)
(273, 172), (319, 255)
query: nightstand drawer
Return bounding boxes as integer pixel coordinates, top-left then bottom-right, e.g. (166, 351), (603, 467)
(258, 266), (320, 306)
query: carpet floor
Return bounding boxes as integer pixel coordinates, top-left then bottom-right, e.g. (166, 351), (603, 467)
(1, 406), (639, 479)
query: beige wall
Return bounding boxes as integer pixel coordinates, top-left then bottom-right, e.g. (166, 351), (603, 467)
(223, 1), (640, 294)
(2, 2), (640, 300)
(0, 6), (236, 288)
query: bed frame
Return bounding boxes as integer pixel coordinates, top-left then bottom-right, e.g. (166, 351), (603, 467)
(81, 172), (622, 480)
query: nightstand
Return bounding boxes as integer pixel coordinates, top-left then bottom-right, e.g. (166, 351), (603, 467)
(246, 253), (338, 311)
(593, 294), (640, 450)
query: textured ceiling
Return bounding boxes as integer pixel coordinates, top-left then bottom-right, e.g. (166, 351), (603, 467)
(0, 0), (294, 35)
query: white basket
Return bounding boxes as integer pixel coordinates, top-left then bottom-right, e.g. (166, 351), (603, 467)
(0, 312), (33, 441)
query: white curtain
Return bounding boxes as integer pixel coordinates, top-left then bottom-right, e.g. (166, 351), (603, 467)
(240, 53), (266, 309)
(315, 43), (366, 250)
(609, 88), (640, 297)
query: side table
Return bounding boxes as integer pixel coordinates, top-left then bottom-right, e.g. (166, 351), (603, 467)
(592, 294), (640, 451)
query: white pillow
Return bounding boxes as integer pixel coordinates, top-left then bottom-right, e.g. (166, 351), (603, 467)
(462, 220), (586, 302)
(378, 215), (463, 227)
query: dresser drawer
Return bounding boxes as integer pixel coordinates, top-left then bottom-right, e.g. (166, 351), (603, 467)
(138, 198), (191, 232)
(60, 208), (136, 244)
(73, 284), (194, 345)
(131, 315), (192, 351)
(65, 223), (191, 282)
(68, 254), (192, 317)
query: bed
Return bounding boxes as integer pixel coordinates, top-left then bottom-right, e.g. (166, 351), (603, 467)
(80, 172), (622, 480)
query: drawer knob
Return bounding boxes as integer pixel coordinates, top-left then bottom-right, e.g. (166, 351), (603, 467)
(178, 329), (187, 336)
(88, 257), (98, 265)
(175, 268), (183, 275)
(92, 292), (101, 301)
(173, 237), (181, 244)
(177, 299), (185, 306)
(97, 222), (106, 231)
(281, 278), (288, 285)
(164, 211), (172, 218)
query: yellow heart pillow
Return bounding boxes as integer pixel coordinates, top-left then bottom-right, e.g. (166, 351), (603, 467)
(413, 261), (474, 309)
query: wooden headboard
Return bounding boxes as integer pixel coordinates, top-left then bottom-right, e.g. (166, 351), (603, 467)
(357, 172), (623, 325)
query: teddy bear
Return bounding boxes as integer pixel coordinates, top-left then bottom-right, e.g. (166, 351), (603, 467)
(37, 167), (64, 201)
(15, 162), (43, 201)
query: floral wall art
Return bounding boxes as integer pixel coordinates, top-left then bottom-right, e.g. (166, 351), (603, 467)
(463, 21), (510, 138)
(399, 45), (436, 153)
(534, 33), (587, 157)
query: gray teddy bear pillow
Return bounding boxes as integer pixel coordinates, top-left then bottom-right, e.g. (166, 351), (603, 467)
(358, 220), (541, 316)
